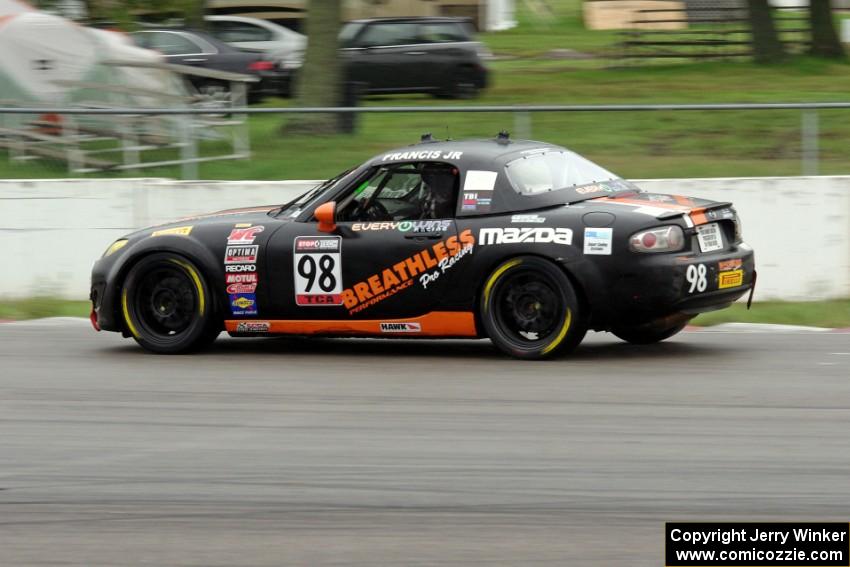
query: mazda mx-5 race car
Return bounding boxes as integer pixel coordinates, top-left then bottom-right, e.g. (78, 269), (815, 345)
(90, 134), (755, 359)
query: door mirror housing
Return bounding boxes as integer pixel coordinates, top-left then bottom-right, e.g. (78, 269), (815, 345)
(315, 201), (337, 233)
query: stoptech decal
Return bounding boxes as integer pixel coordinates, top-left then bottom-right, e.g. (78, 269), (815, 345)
(380, 322), (422, 333)
(352, 220), (451, 233)
(294, 236), (343, 306)
(227, 225), (264, 244)
(224, 245), (258, 264)
(342, 229), (475, 315)
(479, 227), (572, 246)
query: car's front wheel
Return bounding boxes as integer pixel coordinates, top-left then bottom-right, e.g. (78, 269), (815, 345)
(120, 253), (220, 354)
(480, 256), (586, 359)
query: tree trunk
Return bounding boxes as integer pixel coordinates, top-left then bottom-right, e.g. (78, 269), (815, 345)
(182, 0), (207, 30)
(284, 0), (343, 135)
(746, 0), (786, 63)
(809, 0), (844, 58)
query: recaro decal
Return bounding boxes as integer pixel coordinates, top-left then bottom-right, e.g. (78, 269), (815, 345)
(479, 227), (572, 246)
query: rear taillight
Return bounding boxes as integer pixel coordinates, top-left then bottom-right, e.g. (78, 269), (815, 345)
(629, 226), (685, 253)
(248, 60), (275, 71)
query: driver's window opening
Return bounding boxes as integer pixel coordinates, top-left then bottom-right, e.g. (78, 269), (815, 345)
(339, 162), (459, 222)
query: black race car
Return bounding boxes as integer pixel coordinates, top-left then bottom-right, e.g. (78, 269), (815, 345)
(90, 134), (755, 359)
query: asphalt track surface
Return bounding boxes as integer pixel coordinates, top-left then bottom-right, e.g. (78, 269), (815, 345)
(1, 320), (849, 566)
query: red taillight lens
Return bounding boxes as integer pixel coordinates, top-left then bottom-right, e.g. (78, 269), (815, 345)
(629, 226), (686, 253)
(248, 60), (274, 71)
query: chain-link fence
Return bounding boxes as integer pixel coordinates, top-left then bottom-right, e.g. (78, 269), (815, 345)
(1, 102), (848, 181)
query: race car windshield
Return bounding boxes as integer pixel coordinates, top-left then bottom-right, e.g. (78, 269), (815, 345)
(274, 167), (355, 217)
(505, 150), (620, 196)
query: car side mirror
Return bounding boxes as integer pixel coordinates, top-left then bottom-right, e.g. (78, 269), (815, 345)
(315, 201), (337, 233)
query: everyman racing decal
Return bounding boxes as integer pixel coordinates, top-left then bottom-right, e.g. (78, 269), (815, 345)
(294, 236), (343, 306)
(342, 229), (475, 315)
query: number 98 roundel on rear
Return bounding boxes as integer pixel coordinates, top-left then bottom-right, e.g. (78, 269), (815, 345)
(293, 236), (343, 306)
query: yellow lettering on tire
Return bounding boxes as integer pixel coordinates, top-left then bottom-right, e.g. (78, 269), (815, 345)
(483, 259), (522, 312)
(121, 288), (140, 339)
(542, 309), (572, 355)
(169, 259), (206, 316)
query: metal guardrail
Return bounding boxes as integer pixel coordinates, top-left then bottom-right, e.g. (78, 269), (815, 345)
(1, 102), (845, 177)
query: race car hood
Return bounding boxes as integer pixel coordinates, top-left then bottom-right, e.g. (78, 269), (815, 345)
(120, 205), (283, 240)
(584, 192), (736, 226)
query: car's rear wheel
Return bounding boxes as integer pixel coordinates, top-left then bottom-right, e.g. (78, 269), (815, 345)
(121, 253), (220, 354)
(611, 315), (692, 345)
(480, 256), (586, 359)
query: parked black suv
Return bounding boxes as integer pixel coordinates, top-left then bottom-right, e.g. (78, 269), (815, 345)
(284, 17), (489, 99)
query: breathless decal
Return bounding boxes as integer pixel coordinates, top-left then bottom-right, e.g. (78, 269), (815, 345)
(342, 229), (475, 315)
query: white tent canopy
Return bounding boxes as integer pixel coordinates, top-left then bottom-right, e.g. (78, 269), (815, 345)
(0, 0), (187, 106)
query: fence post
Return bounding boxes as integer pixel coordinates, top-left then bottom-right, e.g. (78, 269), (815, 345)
(180, 113), (198, 180)
(801, 109), (819, 176)
(513, 109), (532, 140)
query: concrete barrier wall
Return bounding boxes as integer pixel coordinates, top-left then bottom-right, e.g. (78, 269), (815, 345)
(2, 176), (848, 301)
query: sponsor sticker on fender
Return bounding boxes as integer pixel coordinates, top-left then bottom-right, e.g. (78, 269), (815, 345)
(479, 227), (572, 246)
(718, 258), (743, 271)
(342, 229), (476, 315)
(227, 225), (264, 244)
(380, 322), (422, 333)
(583, 227), (613, 255)
(352, 220), (451, 233)
(229, 293), (258, 316)
(151, 225), (193, 237)
(224, 245), (258, 264)
(294, 236), (343, 306)
(236, 321), (269, 333)
(718, 269), (744, 289)
(511, 214), (546, 223)
(225, 264), (257, 273)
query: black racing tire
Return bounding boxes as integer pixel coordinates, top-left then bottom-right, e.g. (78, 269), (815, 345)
(480, 256), (586, 360)
(120, 253), (220, 354)
(611, 316), (691, 345)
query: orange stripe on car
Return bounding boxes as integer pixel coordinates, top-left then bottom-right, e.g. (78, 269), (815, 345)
(225, 311), (477, 337)
(689, 209), (709, 225)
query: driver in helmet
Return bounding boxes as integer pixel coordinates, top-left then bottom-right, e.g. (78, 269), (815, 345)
(419, 164), (457, 219)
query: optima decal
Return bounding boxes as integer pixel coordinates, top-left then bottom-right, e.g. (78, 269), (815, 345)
(479, 227), (572, 246)
(224, 245), (258, 264)
(342, 229), (475, 314)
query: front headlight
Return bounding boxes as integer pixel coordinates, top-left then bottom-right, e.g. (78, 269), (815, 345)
(103, 239), (128, 257)
(629, 226), (685, 253)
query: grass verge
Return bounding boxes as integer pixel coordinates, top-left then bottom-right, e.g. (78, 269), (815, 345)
(1, 298), (848, 328)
